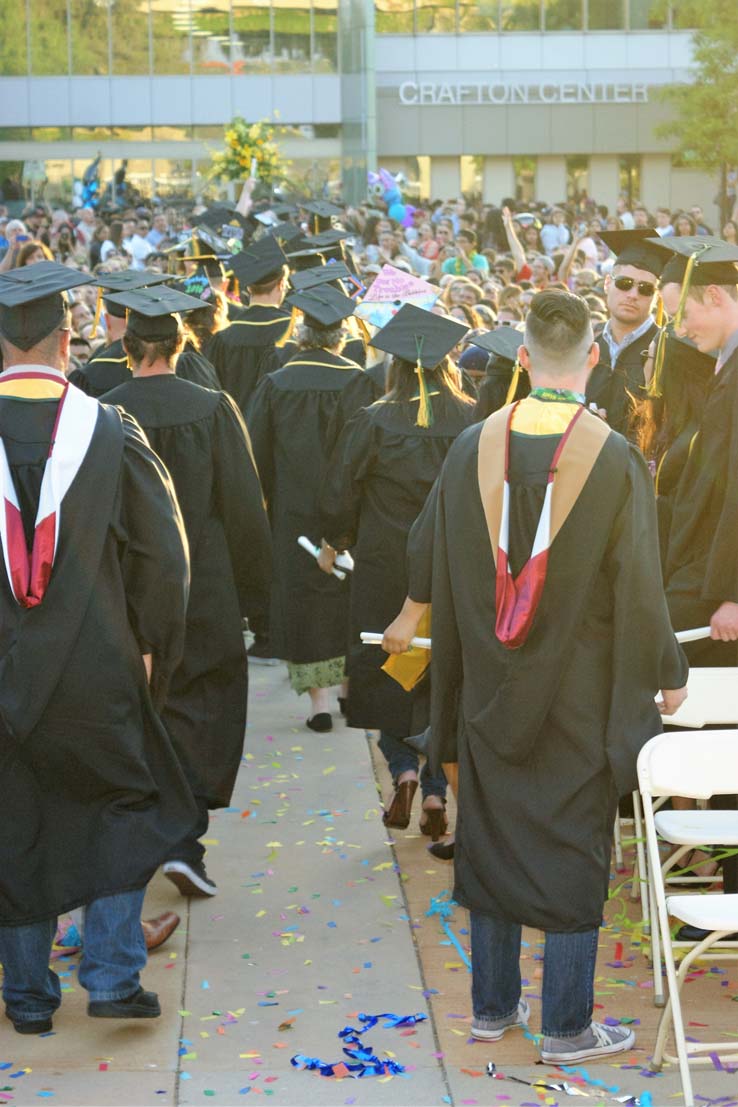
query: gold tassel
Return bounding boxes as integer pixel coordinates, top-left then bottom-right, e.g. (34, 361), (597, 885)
(648, 326), (667, 398)
(414, 336), (433, 428)
(275, 305), (299, 348)
(355, 316), (371, 346)
(91, 286), (103, 339)
(655, 295), (664, 328)
(675, 243), (710, 327)
(503, 358), (525, 406)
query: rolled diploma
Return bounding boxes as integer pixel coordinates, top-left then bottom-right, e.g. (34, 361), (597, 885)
(297, 535), (346, 581)
(360, 631), (432, 650)
(675, 626), (711, 644)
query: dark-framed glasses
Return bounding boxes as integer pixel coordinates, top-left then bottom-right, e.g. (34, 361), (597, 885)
(613, 276), (656, 297)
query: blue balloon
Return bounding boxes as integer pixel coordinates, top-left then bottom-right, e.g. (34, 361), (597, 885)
(388, 203), (407, 223)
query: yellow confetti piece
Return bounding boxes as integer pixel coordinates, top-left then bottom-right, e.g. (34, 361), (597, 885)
(449, 1028), (465, 1036)
(256, 910), (266, 917)
(240, 1052), (261, 1059)
(444, 962), (463, 969)
(373, 862), (393, 871)
(181, 1052), (197, 1060)
(200, 1032), (210, 1038)
(178, 1010), (191, 1016)
(323, 766), (336, 775)
(201, 838), (220, 845)
(265, 841), (283, 848)
(169, 952), (177, 959)
(377, 1075), (394, 1083)
(318, 999), (337, 1005)
(290, 746), (303, 751)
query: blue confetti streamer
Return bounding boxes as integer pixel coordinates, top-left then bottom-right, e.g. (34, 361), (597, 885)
(291, 1010), (427, 1078)
(426, 891), (472, 971)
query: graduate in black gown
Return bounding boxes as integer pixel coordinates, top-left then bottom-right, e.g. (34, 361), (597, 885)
(169, 267), (224, 390)
(0, 262), (196, 1030)
(208, 237), (292, 418)
(246, 286), (375, 731)
(390, 290), (687, 1062)
(320, 305), (475, 838)
(102, 285), (272, 897)
(470, 325), (528, 420)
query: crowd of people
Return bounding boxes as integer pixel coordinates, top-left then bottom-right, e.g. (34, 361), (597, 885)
(0, 177), (737, 1071)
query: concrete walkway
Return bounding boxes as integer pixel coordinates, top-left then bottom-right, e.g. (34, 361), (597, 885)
(4, 664), (737, 1106)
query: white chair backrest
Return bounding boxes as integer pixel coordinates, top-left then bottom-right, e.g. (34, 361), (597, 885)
(638, 730), (738, 799)
(662, 668), (738, 728)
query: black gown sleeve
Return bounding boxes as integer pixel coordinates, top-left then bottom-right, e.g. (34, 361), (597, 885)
(320, 408), (377, 550)
(117, 413), (190, 709)
(406, 475), (441, 603)
(244, 374), (275, 504)
(325, 372), (379, 459)
(703, 370), (738, 604)
(212, 393), (273, 619)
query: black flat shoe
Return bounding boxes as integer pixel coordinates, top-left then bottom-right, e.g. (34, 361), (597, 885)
(8, 1015), (53, 1035)
(307, 712), (332, 732)
(88, 986), (161, 1019)
(428, 840), (455, 861)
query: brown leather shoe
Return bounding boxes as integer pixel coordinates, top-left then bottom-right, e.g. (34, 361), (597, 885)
(141, 911), (180, 952)
(382, 779), (418, 829)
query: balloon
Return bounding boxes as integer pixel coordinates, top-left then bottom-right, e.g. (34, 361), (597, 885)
(401, 205), (416, 227)
(388, 203), (406, 223)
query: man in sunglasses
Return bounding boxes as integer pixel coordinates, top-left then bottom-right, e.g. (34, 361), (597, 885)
(584, 229), (665, 438)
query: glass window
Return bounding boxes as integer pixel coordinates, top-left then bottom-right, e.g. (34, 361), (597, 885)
(544, 0), (582, 29)
(110, 126), (154, 141)
(618, 155), (641, 206)
(151, 0), (191, 74)
(231, 0), (272, 73)
(458, 0), (497, 29)
(566, 155), (589, 202)
(500, 0), (541, 29)
(32, 126), (72, 140)
(69, 0), (110, 74)
(272, 0), (311, 72)
(0, 128), (32, 140)
(114, 157), (154, 203)
(460, 156), (483, 199)
(374, 0), (414, 33)
(513, 156), (537, 204)
(628, 0), (666, 27)
(192, 0), (231, 75)
(29, 0), (69, 75)
(671, 3), (700, 28)
(155, 158), (193, 201)
(0, 0), (29, 74)
(72, 126), (112, 140)
(415, 0), (457, 33)
(73, 157), (114, 211)
(313, 0), (337, 73)
(112, 0), (151, 74)
(41, 159), (74, 205)
(587, 0), (624, 28)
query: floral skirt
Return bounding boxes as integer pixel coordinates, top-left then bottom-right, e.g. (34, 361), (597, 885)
(287, 655), (346, 695)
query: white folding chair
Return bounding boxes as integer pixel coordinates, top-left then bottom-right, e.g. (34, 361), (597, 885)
(638, 730), (738, 1107)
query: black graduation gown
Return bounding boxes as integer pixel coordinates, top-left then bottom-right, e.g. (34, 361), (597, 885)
(407, 409), (687, 931)
(473, 357), (530, 421)
(0, 397), (196, 925)
(654, 422), (698, 569)
(246, 348), (375, 664)
(102, 376), (272, 807)
(321, 390), (475, 736)
(177, 340), (221, 390)
(68, 337), (129, 397)
(664, 348), (738, 666)
(586, 322), (659, 440)
(208, 304), (292, 417)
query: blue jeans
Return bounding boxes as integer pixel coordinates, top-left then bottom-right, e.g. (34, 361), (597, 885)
(0, 888), (147, 1025)
(470, 910), (599, 1038)
(378, 731), (447, 800)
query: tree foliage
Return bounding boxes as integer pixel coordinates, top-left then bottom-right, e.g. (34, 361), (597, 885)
(657, 0), (738, 172)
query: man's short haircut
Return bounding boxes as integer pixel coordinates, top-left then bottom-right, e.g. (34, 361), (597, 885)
(124, 331), (183, 368)
(687, 283), (738, 303)
(525, 289), (593, 361)
(247, 264), (288, 296)
(458, 228), (477, 247)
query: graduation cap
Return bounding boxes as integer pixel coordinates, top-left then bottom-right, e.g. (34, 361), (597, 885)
(472, 325), (525, 365)
(105, 284), (206, 341)
(229, 236), (288, 287)
(301, 199), (343, 234)
(289, 262), (352, 292)
(370, 304), (468, 427)
(192, 224), (231, 258)
(272, 222), (305, 245)
(0, 261), (94, 351)
(96, 269), (172, 319)
(649, 235), (738, 287)
(271, 202), (298, 219)
(599, 229), (666, 278)
(309, 229), (350, 248)
(285, 285), (356, 327)
(648, 324), (717, 399)
(172, 265), (215, 303)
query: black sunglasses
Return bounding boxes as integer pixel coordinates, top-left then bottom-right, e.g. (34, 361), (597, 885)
(613, 276), (656, 297)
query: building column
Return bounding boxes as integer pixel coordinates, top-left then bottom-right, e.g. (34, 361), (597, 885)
(482, 156), (515, 204)
(535, 157), (566, 205)
(431, 156), (461, 200)
(640, 154), (671, 214)
(588, 156), (619, 213)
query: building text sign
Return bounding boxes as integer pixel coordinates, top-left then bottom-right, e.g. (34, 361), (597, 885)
(399, 81), (649, 105)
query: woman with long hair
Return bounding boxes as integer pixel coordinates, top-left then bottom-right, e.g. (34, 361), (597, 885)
(16, 240), (53, 266)
(319, 305), (476, 838)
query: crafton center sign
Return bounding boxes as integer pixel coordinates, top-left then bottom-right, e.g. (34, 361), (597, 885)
(398, 81), (651, 105)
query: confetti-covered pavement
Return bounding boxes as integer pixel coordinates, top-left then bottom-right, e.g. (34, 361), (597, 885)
(3, 664), (737, 1106)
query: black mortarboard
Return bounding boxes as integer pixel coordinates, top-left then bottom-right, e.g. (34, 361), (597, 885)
(309, 229), (350, 248)
(172, 266), (215, 303)
(193, 225), (231, 257)
(97, 270), (171, 318)
(272, 222), (305, 245)
(665, 328), (717, 377)
(471, 326), (525, 364)
(370, 303), (468, 369)
(649, 235), (738, 286)
(599, 229), (666, 278)
(302, 200), (342, 220)
(253, 210), (280, 228)
(285, 285), (356, 327)
(228, 236), (288, 287)
(0, 261), (94, 350)
(289, 262), (352, 292)
(106, 285), (205, 341)
(271, 202), (298, 219)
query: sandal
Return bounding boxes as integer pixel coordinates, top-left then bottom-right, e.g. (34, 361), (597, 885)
(419, 803), (448, 842)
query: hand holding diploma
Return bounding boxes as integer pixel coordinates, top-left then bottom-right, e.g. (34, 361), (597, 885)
(381, 597), (430, 654)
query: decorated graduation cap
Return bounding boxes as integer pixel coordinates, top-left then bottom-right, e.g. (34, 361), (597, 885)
(370, 303), (468, 427)
(192, 224), (231, 258)
(106, 284), (205, 341)
(172, 266), (215, 303)
(285, 284), (356, 328)
(302, 199), (343, 234)
(599, 229), (666, 278)
(0, 261), (94, 350)
(289, 262), (353, 292)
(229, 235), (288, 287)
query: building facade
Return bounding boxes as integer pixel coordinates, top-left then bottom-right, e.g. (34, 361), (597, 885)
(0, 0), (719, 219)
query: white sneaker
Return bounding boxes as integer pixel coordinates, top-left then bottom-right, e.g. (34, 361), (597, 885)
(163, 860), (217, 897)
(471, 998), (530, 1041)
(540, 1021), (635, 1063)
